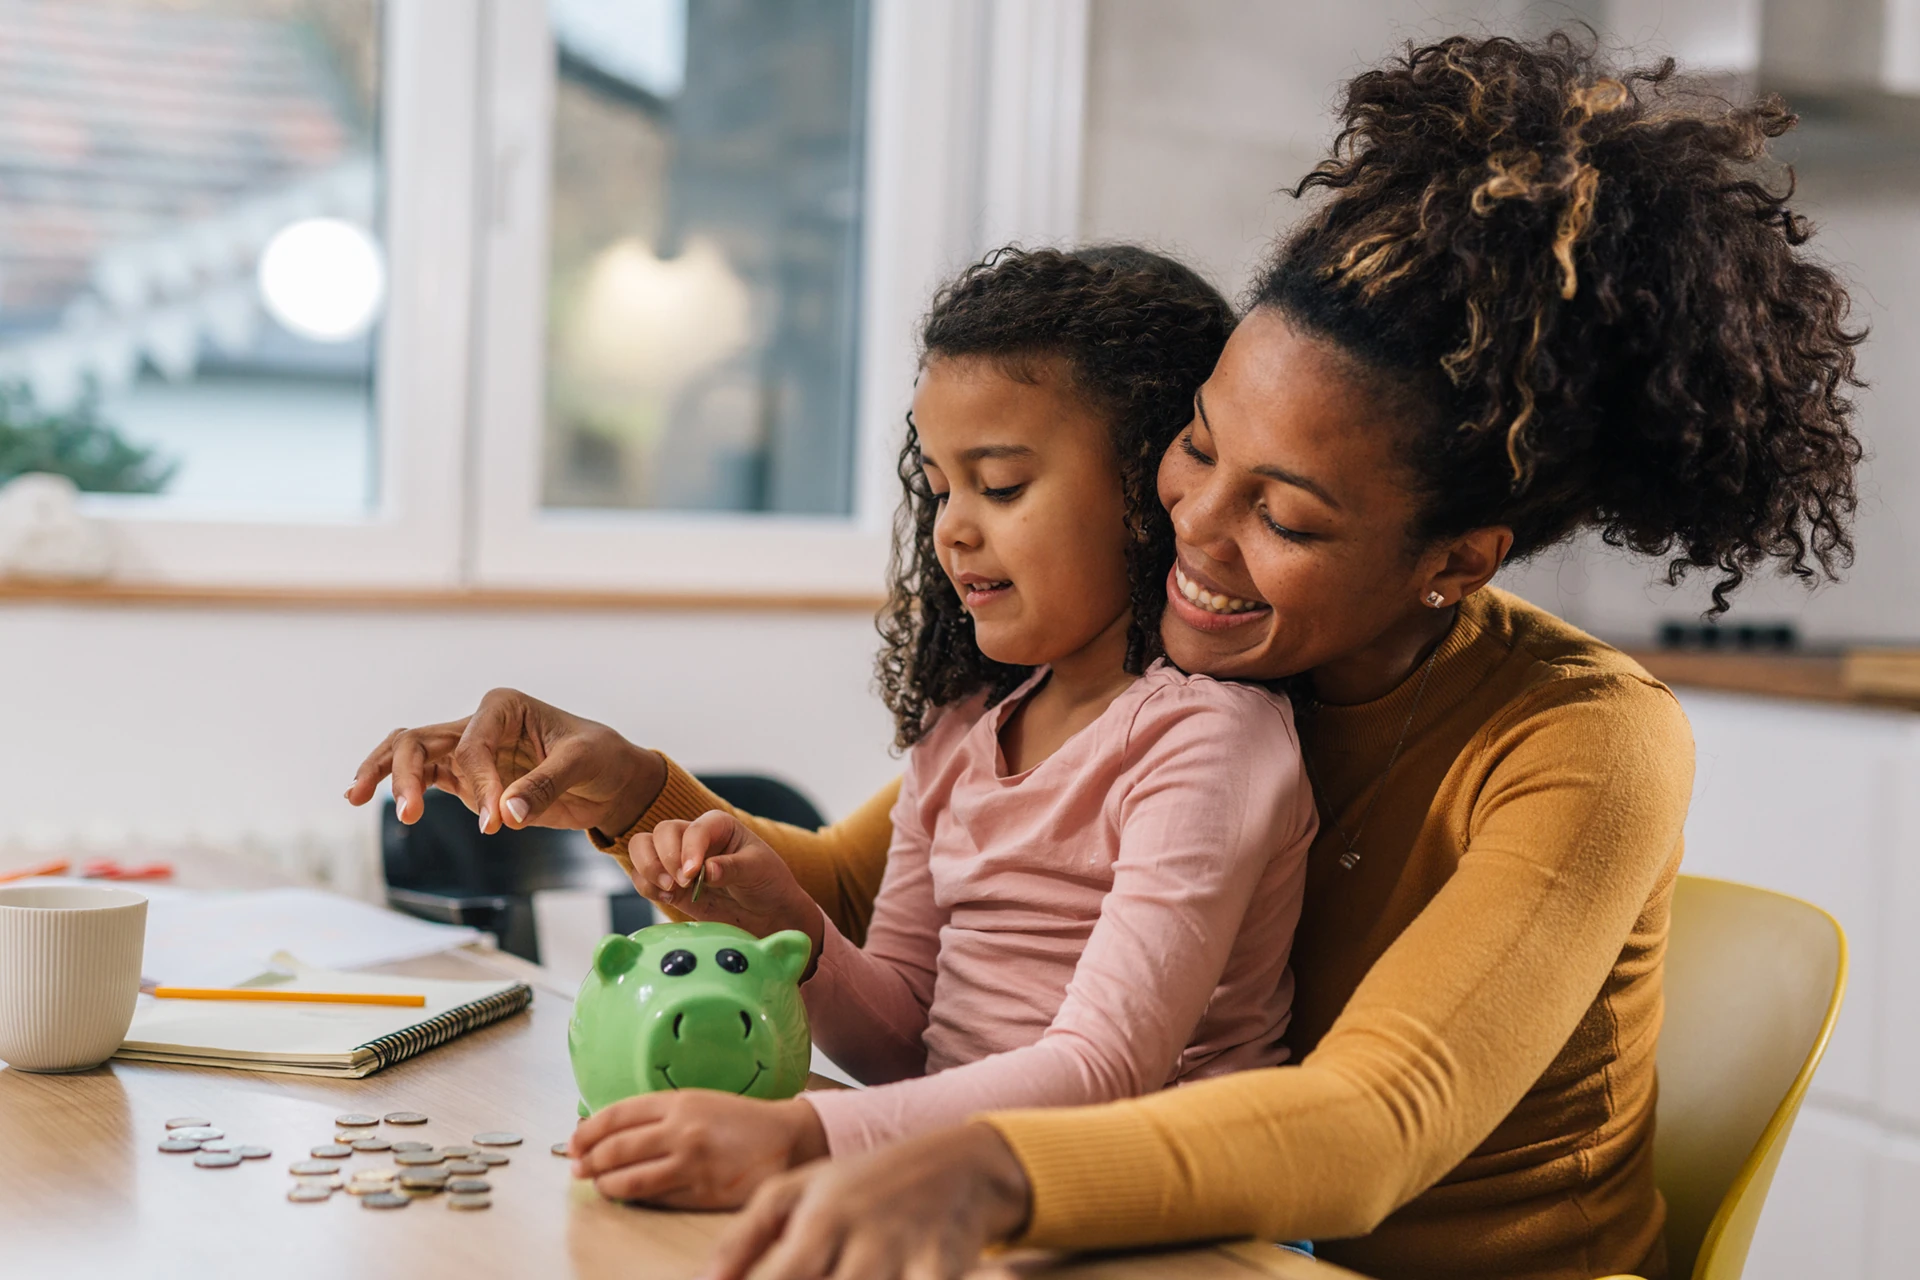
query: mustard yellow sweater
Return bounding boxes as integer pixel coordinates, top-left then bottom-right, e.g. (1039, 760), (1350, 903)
(617, 589), (1693, 1280)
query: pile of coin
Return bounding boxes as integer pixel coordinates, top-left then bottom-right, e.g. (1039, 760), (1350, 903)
(281, 1112), (524, 1211)
(157, 1115), (273, 1168)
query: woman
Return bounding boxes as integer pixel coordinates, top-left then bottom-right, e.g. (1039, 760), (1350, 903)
(348, 33), (1863, 1280)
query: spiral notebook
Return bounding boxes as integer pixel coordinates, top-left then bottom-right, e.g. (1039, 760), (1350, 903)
(114, 955), (533, 1078)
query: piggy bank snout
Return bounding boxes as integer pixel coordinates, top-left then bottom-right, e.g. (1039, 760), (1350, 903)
(658, 993), (757, 1045)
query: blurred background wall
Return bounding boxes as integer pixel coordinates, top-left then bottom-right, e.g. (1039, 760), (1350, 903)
(0, 2), (1914, 1275)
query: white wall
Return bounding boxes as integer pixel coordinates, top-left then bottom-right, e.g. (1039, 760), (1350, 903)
(0, 603), (900, 893)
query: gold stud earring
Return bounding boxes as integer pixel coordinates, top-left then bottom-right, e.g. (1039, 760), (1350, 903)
(1425, 590), (1446, 608)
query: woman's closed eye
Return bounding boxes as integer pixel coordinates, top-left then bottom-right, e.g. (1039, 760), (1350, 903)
(1259, 507), (1312, 543)
(1179, 430), (1214, 465)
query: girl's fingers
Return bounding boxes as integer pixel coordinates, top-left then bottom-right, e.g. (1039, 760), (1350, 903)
(681, 809), (740, 883)
(574, 1119), (678, 1180)
(594, 1153), (687, 1204)
(709, 1175), (830, 1280)
(569, 1093), (665, 1160)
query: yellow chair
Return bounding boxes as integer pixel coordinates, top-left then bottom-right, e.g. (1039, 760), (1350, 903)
(1609, 874), (1849, 1280)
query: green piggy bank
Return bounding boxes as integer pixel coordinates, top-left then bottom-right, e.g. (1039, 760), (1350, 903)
(568, 920), (812, 1116)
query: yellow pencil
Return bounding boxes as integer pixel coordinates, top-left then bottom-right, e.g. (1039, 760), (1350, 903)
(148, 987), (426, 1008)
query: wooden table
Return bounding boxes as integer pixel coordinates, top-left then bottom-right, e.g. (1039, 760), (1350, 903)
(0, 858), (1358, 1280)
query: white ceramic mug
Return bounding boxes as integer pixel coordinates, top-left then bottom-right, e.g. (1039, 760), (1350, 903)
(0, 883), (148, 1072)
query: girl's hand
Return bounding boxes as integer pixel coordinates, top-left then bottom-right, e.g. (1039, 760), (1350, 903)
(345, 688), (666, 839)
(568, 1092), (828, 1210)
(631, 811), (825, 963)
(705, 1122), (1032, 1280)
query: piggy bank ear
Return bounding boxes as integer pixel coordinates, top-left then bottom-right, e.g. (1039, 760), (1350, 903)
(757, 930), (811, 984)
(592, 934), (644, 980)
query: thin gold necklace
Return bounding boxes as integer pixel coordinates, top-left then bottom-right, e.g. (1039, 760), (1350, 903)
(1304, 639), (1444, 872)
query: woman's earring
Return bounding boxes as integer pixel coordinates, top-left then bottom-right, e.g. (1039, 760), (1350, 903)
(1424, 590), (1446, 608)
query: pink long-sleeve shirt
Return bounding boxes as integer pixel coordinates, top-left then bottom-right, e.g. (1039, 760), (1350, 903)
(801, 660), (1317, 1154)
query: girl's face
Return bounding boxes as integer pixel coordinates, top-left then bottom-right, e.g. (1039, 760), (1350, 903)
(1156, 308), (1447, 683)
(913, 355), (1133, 670)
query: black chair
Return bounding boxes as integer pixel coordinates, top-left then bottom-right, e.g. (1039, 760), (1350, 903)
(380, 774), (827, 963)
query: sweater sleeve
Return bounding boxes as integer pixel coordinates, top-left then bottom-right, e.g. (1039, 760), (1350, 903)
(592, 756), (898, 946)
(805, 683), (1311, 1156)
(980, 675), (1693, 1249)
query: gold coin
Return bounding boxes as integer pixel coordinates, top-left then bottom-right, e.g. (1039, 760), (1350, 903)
(447, 1193), (491, 1211)
(346, 1179), (388, 1196)
(351, 1137), (392, 1153)
(288, 1160), (338, 1176)
(295, 1173), (344, 1190)
(334, 1113), (379, 1127)
(165, 1116), (211, 1130)
(334, 1132), (361, 1144)
(353, 1167), (396, 1184)
(287, 1186), (333, 1203)
(158, 1139), (200, 1154)
(383, 1111), (429, 1125)
(444, 1160), (487, 1176)
(360, 1191), (409, 1210)
(193, 1151), (242, 1168)
(398, 1172), (447, 1192)
(445, 1178), (489, 1195)
(472, 1131), (522, 1146)
(393, 1150), (444, 1166)
(310, 1145), (353, 1159)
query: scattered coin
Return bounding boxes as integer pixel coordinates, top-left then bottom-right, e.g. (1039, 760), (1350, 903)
(360, 1191), (410, 1210)
(438, 1145), (479, 1159)
(390, 1141), (432, 1153)
(399, 1172), (447, 1192)
(169, 1126), (222, 1142)
(310, 1144), (353, 1159)
(446, 1178), (490, 1195)
(198, 1140), (236, 1153)
(351, 1137), (392, 1152)
(296, 1173), (344, 1191)
(346, 1177), (390, 1196)
(473, 1151), (509, 1166)
(193, 1151), (242, 1169)
(334, 1113), (379, 1127)
(447, 1193), (491, 1211)
(352, 1167), (396, 1184)
(158, 1139), (201, 1154)
(334, 1132), (362, 1144)
(165, 1116), (211, 1130)
(472, 1131), (522, 1146)
(551, 1142), (569, 1157)
(287, 1186), (333, 1203)
(393, 1149), (444, 1166)
(288, 1160), (338, 1176)
(445, 1160), (487, 1176)
(236, 1146), (272, 1160)
(383, 1111), (429, 1126)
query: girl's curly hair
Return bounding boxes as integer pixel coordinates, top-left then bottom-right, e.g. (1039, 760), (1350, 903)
(1259, 30), (1866, 613)
(875, 245), (1234, 749)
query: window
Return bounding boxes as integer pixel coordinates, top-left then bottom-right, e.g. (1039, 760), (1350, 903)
(0, 0), (1090, 598)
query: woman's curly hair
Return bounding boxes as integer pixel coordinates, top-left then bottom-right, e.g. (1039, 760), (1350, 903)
(1259, 29), (1866, 613)
(875, 245), (1234, 749)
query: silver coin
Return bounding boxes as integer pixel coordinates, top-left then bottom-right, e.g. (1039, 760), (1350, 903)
(383, 1111), (429, 1125)
(393, 1149), (444, 1166)
(437, 1145), (479, 1159)
(334, 1132), (362, 1144)
(169, 1126), (222, 1142)
(444, 1160), (487, 1176)
(287, 1186), (333, 1203)
(235, 1146), (272, 1160)
(550, 1142), (570, 1157)
(360, 1191), (410, 1210)
(390, 1141), (432, 1153)
(310, 1144), (353, 1159)
(164, 1116), (211, 1130)
(351, 1137), (392, 1152)
(472, 1131), (522, 1147)
(447, 1193), (491, 1211)
(471, 1150), (509, 1166)
(288, 1159), (338, 1176)
(334, 1113), (379, 1127)
(158, 1139), (200, 1154)
(197, 1140), (236, 1153)
(193, 1151), (242, 1168)
(445, 1178), (490, 1195)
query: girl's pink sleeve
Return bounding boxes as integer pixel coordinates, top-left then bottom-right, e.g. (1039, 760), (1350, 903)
(804, 683), (1313, 1154)
(800, 755), (947, 1086)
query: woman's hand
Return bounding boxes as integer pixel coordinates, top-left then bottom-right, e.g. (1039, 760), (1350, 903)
(706, 1122), (1032, 1280)
(568, 1092), (829, 1210)
(631, 811), (826, 964)
(344, 688), (666, 839)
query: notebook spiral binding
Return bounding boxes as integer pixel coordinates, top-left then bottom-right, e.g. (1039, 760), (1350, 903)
(357, 984), (535, 1073)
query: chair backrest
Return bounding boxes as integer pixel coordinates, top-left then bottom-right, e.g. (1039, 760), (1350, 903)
(1655, 874), (1847, 1280)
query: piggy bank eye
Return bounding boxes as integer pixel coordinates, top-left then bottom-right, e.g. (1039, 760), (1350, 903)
(715, 948), (748, 974)
(660, 950), (697, 976)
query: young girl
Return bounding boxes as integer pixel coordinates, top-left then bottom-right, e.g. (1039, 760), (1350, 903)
(569, 246), (1318, 1206)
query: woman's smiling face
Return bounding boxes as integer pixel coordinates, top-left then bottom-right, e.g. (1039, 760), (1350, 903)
(1157, 307), (1450, 684)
